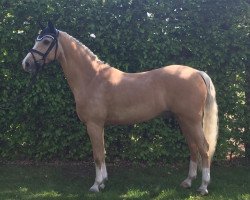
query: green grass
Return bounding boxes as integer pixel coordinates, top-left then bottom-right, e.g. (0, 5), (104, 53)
(0, 163), (249, 200)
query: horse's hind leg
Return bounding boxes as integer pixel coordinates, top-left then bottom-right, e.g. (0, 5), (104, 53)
(179, 117), (210, 195)
(179, 119), (198, 188)
(180, 142), (198, 188)
(87, 122), (108, 192)
(196, 129), (210, 195)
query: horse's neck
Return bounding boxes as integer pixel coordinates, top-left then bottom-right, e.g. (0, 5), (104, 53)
(57, 31), (101, 94)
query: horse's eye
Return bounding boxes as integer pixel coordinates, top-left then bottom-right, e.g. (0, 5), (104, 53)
(43, 39), (50, 45)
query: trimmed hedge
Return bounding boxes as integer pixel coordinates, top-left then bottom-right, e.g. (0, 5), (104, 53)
(0, 0), (249, 163)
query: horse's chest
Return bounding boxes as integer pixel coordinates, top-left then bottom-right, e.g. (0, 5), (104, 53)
(75, 96), (107, 123)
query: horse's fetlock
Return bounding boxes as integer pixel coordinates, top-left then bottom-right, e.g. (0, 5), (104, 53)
(180, 178), (192, 188)
(188, 176), (196, 182)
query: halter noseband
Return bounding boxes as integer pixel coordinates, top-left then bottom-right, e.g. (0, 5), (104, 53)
(29, 30), (59, 73)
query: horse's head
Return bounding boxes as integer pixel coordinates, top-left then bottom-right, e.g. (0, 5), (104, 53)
(22, 21), (59, 74)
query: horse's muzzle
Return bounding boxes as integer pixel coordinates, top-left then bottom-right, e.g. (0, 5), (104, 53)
(22, 59), (39, 75)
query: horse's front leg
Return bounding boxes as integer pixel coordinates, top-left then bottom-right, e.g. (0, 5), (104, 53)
(87, 122), (108, 192)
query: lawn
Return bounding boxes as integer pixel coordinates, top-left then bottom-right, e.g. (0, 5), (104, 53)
(0, 162), (249, 200)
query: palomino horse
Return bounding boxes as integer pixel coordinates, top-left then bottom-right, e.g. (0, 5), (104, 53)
(22, 21), (218, 195)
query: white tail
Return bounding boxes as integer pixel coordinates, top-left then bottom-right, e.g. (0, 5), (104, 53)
(199, 71), (219, 163)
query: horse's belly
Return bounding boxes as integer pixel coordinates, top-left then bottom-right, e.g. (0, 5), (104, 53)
(106, 102), (167, 125)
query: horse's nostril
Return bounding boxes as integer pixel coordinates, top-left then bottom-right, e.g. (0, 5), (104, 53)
(25, 61), (30, 67)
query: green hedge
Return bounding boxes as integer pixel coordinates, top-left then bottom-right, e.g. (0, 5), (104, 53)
(0, 0), (249, 163)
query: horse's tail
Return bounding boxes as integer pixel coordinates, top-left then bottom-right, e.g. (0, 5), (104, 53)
(199, 71), (219, 164)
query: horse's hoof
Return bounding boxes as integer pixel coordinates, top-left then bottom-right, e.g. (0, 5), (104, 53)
(180, 180), (191, 188)
(99, 183), (105, 189)
(89, 185), (100, 193)
(197, 187), (208, 195)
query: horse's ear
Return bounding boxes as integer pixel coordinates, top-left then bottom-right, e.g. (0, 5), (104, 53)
(48, 20), (56, 33)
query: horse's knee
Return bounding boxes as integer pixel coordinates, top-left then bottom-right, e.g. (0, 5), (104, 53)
(93, 153), (104, 166)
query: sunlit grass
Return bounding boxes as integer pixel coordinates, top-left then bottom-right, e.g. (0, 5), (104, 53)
(153, 189), (178, 200)
(19, 187), (28, 193)
(240, 194), (250, 200)
(121, 189), (149, 199)
(0, 163), (249, 200)
(29, 190), (61, 198)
